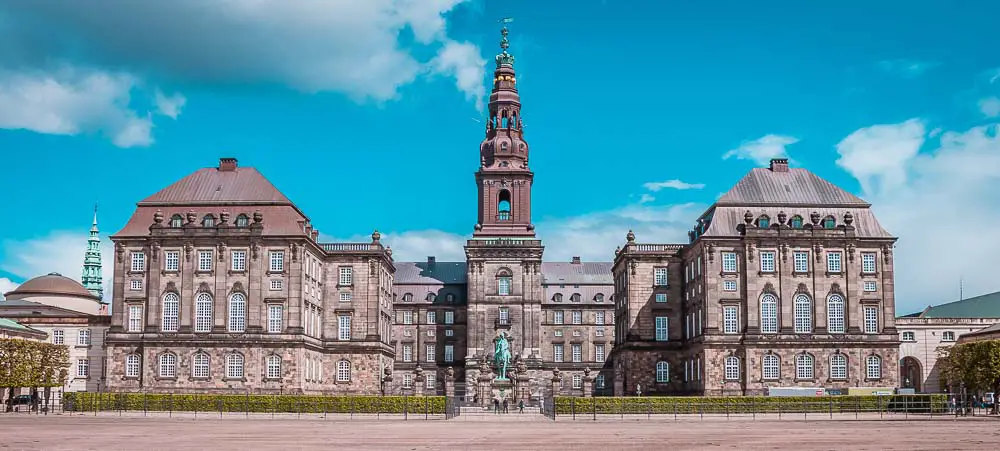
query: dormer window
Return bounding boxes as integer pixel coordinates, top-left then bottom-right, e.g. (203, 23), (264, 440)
(402, 293), (413, 303)
(170, 215), (183, 228)
(594, 293), (604, 302)
(552, 293), (563, 302)
(202, 215), (215, 228)
(426, 293), (436, 303)
(822, 216), (836, 229)
(570, 293), (581, 302)
(790, 215), (803, 229)
(757, 215), (770, 228)
(235, 214), (249, 227)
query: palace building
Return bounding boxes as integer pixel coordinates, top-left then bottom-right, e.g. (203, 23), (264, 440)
(102, 24), (900, 397)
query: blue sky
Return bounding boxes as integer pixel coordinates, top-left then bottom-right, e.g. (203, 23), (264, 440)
(1, 0), (999, 313)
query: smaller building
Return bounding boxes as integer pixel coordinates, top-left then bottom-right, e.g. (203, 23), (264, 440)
(896, 290), (1000, 393)
(957, 322), (1000, 344)
(0, 318), (47, 341)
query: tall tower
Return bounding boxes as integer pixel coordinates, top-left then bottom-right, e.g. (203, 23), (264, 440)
(82, 203), (104, 300)
(466, 21), (546, 391)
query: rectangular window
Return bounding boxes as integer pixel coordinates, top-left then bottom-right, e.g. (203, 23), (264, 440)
(696, 256), (702, 276)
(793, 251), (809, 272)
(340, 292), (352, 302)
(444, 345), (454, 363)
(654, 268), (668, 286)
(426, 373), (436, 390)
(128, 305), (143, 332)
(499, 307), (509, 324)
(827, 251), (843, 273)
(403, 311), (413, 324)
(77, 358), (89, 378)
(269, 251), (284, 272)
(861, 253), (877, 274)
(426, 311), (436, 324)
(498, 277), (512, 295)
(129, 279), (142, 291)
(77, 329), (91, 346)
(655, 293), (667, 303)
(554, 329), (563, 337)
(722, 252), (738, 273)
(52, 329), (64, 345)
(338, 315), (351, 340)
(403, 374), (413, 388)
(445, 329), (454, 337)
(571, 344), (582, 362)
(553, 344), (564, 362)
(595, 328), (604, 337)
(572, 311), (582, 325)
(655, 316), (669, 341)
(595, 311), (605, 325)
(402, 345), (413, 362)
(863, 280), (877, 292)
(830, 355), (847, 380)
(595, 344), (605, 362)
(760, 251), (776, 272)
(131, 252), (145, 272)
(267, 304), (283, 333)
(339, 267), (353, 285)
(863, 305), (879, 334)
(164, 251), (179, 271)
(902, 331), (915, 342)
(444, 311), (454, 325)
(231, 250), (247, 271)
(723, 280), (737, 292)
(125, 354), (140, 378)
(723, 306), (738, 334)
(198, 250), (213, 271)
(553, 311), (564, 325)
(425, 344), (436, 362)
(270, 279), (283, 290)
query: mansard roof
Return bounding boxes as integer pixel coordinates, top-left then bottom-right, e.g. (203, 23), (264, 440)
(716, 166), (869, 207)
(139, 163), (292, 205)
(540, 262), (613, 285)
(394, 261), (468, 285)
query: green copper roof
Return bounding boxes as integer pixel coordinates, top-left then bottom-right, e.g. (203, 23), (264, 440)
(82, 203), (103, 300)
(0, 317), (44, 335)
(902, 290), (1000, 318)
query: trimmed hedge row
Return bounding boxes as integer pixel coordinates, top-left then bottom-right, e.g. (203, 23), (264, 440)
(554, 395), (949, 415)
(63, 392), (446, 414)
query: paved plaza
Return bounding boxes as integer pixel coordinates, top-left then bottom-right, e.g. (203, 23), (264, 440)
(1, 414), (997, 450)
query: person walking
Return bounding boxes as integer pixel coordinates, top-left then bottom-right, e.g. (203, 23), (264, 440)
(502, 399), (509, 414)
(493, 398), (500, 414)
(518, 399), (524, 413)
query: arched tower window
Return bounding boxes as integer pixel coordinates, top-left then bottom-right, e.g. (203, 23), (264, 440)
(497, 190), (512, 221)
(496, 268), (513, 296)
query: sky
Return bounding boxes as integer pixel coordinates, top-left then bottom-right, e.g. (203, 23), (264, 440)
(1, 0), (998, 315)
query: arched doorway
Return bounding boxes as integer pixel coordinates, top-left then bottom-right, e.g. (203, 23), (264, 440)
(900, 357), (923, 392)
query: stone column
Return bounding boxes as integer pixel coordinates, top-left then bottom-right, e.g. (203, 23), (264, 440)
(444, 367), (455, 398)
(582, 367), (594, 398)
(477, 362), (493, 407)
(550, 368), (562, 397)
(413, 366), (425, 396)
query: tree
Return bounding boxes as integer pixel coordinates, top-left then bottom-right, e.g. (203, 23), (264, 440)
(940, 340), (1000, 414)
(0, 339), (69, 411)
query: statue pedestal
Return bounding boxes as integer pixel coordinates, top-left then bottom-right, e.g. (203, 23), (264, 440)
(491, 378), (514, 406)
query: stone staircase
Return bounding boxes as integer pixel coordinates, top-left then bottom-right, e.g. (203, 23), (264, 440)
(452, 405), (548, 421)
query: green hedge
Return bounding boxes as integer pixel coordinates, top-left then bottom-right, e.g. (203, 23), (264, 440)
(63, 392), (446, 414)
(554, 395), (948, 415)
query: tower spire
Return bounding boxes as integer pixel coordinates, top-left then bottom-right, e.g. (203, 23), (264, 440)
(82, 202), (104, 301)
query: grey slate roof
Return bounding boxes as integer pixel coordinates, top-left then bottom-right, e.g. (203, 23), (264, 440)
(717, 168), (869, 206)
(702, 206), (893, 238)
(394, 261), (467, 285)
(903, 290), (1000, 318)
(540, 262), (614, 285)
(393, 261), (615, 285)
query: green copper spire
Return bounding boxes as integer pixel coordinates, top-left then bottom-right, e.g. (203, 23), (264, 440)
(495, 17), (515, 67)
(82, 203), (104, 300)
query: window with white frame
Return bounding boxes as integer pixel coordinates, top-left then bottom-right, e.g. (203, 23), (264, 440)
(942, 331), (956, 341)
(426, 311), (436, 324)
(723, 280), (737, 291)
(198, 250), (213, 271)
(339, 266), (353, 285)
(595, 344), (605, 362)
(164, 251), (179, 271)
(723, 305), (738, 334)
(269, 251), (285, 272)
(572, 374), (582, 389)
(596, 374), (605, 389)
(553, 310), (564, 325)
(192, 353), (209, 378)
(863, 281), (877, 292)
(444, 310), (454, 324)
(499, 307), (509, 324)
(129, 279), (142, 291)
(77, 329), (91, 346)
(270, 279), (283, 291)
(128, 304), (143, 332)
(162, 293), (179, 332)
(826, 251), (843, 273)
(795, 354), (814, 379)
(231, 250), (247, 271)
(861, 253), (877, 274)
(338, 315), (351, 341)
(226, 354), (244, 379)
(554, 329), (563, 337)
(194, 293), (213, 333)
(595, 311), (605, 325)
(901, 331), (915, 342)
(793, 251), (809, 272)
(866, 355), (882, 379)
(403, 374), (413, 388)
(827, 294), (845, 334)
(337, 360), (351, 382)
(159, 353), (177, 377)
(571, 343), (582, 362)
(553, 344), (564, 362)
(52, 329), (64, 344)
(655, 361), (669, 383)
(340, 292), (352, 302)
(793, 294), (812, 333)
(444, 345), (454, 363)
(655, 316), (669, 341)
(830, 354), (847, 380)
(760, 294), (778, 334)
(228, 293), (246, 332)
(722, 252), (738, 272)
(497, 275), (511, 295)
(267, 304), (283, 333)
(131, 252), (145, 272)
(655, 293), (667, 303)
(402, 344), (413, 362)
(654, 267), (668, 286)
(125, 354), (140, 378)
(863, 305), (879, 334)
(724, 356), (740, 380)
(266, 355), (281, 379)
(572, 311), (582, 325)
(445, 329), (454, 337)
(425, 373), (436, 390)
(402, 310), (413, 324)
(760, 251), (776, 272)
(425, 344), (436, 362)
(762, 354), (779, 379)
(77, 358), (89, 377)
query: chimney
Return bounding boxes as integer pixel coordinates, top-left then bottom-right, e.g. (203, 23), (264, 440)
(571, 256), (581, 265)
(769, 158), (789, 172)
(219, 157), (238, 172)
(427, 256), (436, 266)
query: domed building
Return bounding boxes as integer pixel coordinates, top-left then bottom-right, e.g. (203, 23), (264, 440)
(4, 272), (106, 315)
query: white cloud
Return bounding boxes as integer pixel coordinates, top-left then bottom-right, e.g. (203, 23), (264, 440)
(836, 121), (1000, 313)
(429, 40), (487, 112)
(1, 231), (113, 302)
(978, 96), (1000, 118)
(638, 194), (655, 204)
(0, 67), (159, 147)
(2, 0), (482, 104)
(877, 59), (939, 78)
(154, 90), (187, 119)
(835, 118), (925, 194)
(723, 134), (799, 166)
(0, 277), (19, 300)
(643, 179), (706, 191)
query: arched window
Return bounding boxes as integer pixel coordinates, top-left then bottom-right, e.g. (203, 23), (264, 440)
(202, 215), (215, 228)
(570, 293), (581, 302)
(866, 355), (882, 380)
(790, 215), (804, 228)
(402, 293), (413, 303)
(795, 354), (814, 379)
(762, 354), (780, 379)
(192, 352), (209, 378)
(158, 353), (177, 378)
(497, 190), (512, 221)
(496, 269), (512, 296)
(337, 360), (351, 382)
(822, 216), (836, 229)
(235, 214), (249, 227)
(228, 293), (246, 333)
(830, 354), (847, 380)
(195, 293), (213, 333)
(226, 353), (244, 379)
(594, 293), (604, 302)
(793, 294), (812, 333)
(266, 355), (281, 380)
(125, 353), (141, 378)
(827, 294), (845, 334)
(426, 293), (436, 303)
(760, 294), (778, 334)
(724, 356), (740, 380)
(161, 292), (179, 332)
(757, 215), (770, 228)
(655, 361), (670, 383)
(169, 214), (183, 228)
(552, 293), (563, 302)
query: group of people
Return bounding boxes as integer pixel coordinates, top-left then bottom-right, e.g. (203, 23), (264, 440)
(490, 397), (524, 414)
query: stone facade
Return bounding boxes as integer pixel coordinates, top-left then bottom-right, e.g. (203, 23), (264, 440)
(896, 317), (999, 393)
